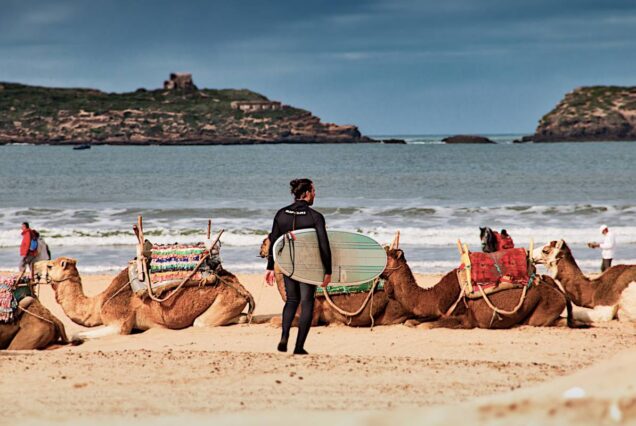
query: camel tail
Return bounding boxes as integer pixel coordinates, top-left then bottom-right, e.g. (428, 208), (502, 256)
(246, 291), (256, 324)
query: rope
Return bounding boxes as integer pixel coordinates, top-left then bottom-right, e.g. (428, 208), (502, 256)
(322, 278), (380, 318)
(445, 270), (467, 316)
(476, 282), (528, 316)
(18, 306), (54, 325)
(102, 280), (132, 308)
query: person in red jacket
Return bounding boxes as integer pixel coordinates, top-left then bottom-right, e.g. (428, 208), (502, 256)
(19, 222), (36, 277)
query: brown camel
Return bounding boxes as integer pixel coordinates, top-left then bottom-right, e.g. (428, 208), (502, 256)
(533, 240), (636, 322)
(0, 296), (72, 350)
(258, 236), (413, 327)
(380, 247), (582, 329)
(46, 257), (255, 340)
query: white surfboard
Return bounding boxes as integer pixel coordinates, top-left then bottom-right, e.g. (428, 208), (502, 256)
(273, 229), (387, 286)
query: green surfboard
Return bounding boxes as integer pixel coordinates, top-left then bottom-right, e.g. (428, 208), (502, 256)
(273, 229), (387, 286)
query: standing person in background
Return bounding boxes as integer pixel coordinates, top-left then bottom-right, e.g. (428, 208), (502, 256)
(18, 222), (37, 278)
(588, 224), (616, 272)
(264, 178), (331, 355)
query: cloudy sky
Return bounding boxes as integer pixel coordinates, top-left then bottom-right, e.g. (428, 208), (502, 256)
(1, 0), (636, 134)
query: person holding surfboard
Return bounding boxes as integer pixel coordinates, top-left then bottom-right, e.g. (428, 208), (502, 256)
(264, 178), (331, 355)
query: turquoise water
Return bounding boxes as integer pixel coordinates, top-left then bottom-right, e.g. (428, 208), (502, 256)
(1, 139), (635, 273)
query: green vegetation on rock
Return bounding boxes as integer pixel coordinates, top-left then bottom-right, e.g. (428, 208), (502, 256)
(534, 86), (636, 142)
(0, 81), (369, 144)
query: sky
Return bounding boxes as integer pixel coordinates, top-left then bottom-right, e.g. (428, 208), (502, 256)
(1, 0), (636, 135)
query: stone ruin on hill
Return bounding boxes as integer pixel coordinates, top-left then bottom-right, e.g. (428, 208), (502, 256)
(163, 73), (197, 91)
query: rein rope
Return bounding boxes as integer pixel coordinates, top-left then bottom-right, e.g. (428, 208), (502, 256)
(18, 306), (54, 325)
(321, 277), (381, 321)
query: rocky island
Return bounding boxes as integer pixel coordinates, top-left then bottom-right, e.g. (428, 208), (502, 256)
(442, 135), (495, 144)
(0, 73), (373, 145)
(533, 86), (636, 142)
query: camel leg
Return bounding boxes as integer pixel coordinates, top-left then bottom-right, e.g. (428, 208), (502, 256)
(193, 294), (247, 327)
(72, 324), (123, 340)
(417, 316), (476, 330)
(7, 325), (55, 350)
(525, 287), (570, 327)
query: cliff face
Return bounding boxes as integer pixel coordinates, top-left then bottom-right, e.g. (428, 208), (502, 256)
(534, 86), (636, 142)
(0, 83), (371, 144)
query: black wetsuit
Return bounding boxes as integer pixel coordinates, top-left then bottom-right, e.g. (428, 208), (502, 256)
(267, 200), (331, 353)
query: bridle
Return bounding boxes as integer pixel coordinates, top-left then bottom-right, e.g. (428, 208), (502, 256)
(543, 240), (564, 273)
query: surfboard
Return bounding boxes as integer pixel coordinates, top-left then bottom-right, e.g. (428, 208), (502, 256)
(272, 229), (387, 286)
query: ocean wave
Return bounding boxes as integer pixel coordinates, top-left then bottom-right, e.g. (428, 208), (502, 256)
(1, 224), (636, 249)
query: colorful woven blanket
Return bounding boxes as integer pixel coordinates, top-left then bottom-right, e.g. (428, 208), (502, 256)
(149, 243), (206, 287)
(463, 248), (529, 290)
(0, 275), (18, 323)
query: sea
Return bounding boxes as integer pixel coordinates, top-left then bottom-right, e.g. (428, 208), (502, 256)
(1, 134), (635, 275)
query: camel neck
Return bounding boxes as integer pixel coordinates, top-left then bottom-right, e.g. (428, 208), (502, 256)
(556, 254), (595, 307)
(55, 275), (103, 327)
(389, 264), (459, 319)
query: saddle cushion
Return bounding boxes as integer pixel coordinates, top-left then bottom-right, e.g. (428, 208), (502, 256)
(468, 248), (529, 288)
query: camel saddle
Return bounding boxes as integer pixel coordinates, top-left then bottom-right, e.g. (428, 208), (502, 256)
(128, 243), (221, 297)
(0, 275), (34, 323)
(458, 247), (532, 299)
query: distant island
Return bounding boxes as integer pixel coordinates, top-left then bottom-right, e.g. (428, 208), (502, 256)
(0, 73), (373, 145)
(532, 86), (636, 142)
(442, 135), (495, 144)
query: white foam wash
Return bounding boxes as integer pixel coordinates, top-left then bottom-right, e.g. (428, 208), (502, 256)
(1, 139), (635, 274)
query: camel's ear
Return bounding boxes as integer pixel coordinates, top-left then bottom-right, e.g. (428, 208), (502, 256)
(395, 249), (404, 259)
(60, 258), (77, 269)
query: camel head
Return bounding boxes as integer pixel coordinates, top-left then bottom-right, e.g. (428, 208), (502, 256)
(532, 240), (570, 272)
(381, 247), (408, 279)
(259, 234), (270, 259)
(46, 257), (80, 290)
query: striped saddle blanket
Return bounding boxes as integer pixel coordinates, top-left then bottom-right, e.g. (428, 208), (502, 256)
(0, 275), (18, 323)
(316, 279), (384, 297)
(129, 243), (220, 296)
(149, 243), (207, 285)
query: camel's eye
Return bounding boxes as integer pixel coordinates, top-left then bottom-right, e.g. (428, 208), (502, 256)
(542, 247), (550, 254)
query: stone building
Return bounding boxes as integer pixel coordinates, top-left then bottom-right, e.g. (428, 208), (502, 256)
(164, 73), (197, 90)
(230, 100), (283, 113)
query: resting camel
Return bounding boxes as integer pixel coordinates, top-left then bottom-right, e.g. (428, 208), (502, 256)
(380, 247), (583, 329)
(259, 236), (413, 327)
(46, 257), (255, 340)
(0, 296), (72, 350)
(533, 240), (636, 322)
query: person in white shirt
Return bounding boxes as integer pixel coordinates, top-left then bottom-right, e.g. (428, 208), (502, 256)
(588, 224), (616, 272)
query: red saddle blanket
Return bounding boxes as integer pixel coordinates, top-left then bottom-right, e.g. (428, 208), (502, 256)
(465, 248), (529, 288)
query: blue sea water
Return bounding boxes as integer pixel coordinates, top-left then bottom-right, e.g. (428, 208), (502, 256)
(1, 137), (635, 274)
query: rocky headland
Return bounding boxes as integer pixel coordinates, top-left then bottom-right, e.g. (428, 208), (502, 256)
(0, 74), (373, 145)
(533, 86), (636, 142)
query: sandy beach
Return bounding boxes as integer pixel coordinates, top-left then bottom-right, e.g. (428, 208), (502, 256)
(1, 271), (634, 425)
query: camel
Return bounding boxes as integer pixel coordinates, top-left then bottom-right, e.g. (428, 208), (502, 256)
(533, 240), (636, 322)
(258, 236), (414, 327)
(0, 296), (72, 350)
(380, 247), (583, 329)
(46, 257), (255, 340)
